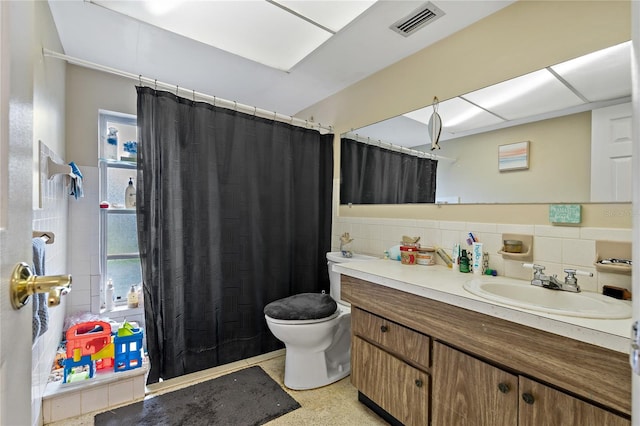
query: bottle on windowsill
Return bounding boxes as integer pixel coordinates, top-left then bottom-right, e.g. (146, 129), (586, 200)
(127, 284), (139, 308)
(105, 279), (115, 311)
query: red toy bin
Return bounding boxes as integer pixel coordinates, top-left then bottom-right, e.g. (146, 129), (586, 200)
(65, 321), (112, 360)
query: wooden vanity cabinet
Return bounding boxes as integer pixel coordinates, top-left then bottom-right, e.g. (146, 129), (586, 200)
(351, 308), (430, 426)
(518, 377), (630, 426)
(352, 337), (429, 426)
(432, 341), (518, 426)
(433, 342), (630, 426)
(343, 275), (631, 426)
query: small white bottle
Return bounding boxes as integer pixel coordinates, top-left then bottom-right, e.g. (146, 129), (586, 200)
(125, 177), (136, 208)
(105, 279), (115, 311)
(127, 285), (139, 308)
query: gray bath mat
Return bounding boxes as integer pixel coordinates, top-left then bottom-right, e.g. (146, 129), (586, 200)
(94, 366), (300, 425)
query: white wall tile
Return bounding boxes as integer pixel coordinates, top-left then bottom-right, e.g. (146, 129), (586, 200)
(496, 224), (535, 235)
(534, 237), (563, 263)
(562, 239), (596, 268)
(49, 392), (82, 422)
(535, 225), (580, 239)
(109, 378), (134, 406)
(81, 386), (110, 414)
(580, 227), (632, 242)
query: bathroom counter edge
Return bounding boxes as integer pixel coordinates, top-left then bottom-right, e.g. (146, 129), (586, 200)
(334, 260), (630, 353)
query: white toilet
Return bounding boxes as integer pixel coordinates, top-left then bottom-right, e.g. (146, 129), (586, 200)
(264, 251), (376, 390)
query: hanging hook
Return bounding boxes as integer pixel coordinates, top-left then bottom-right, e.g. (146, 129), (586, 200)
(176, 85), (179, 96)
(138, 74), (142, 86)
(154, 79), (157, 90)
(192, 90), (196, 102)
(273, 111), (277, 121)
(234, 101), (237, 111)
(213, 96), (216, 107)
(432, 96), (440, 112)
(253, 106), (257, 117)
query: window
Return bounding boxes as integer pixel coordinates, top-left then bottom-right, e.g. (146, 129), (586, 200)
(99, 110), (142, 306)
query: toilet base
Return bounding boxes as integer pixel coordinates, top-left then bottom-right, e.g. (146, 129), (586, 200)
(283, 347), (351, 390)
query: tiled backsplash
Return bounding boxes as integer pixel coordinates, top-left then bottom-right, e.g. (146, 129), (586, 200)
(32, 166), (70, 425)
(332, 216), (632, 293)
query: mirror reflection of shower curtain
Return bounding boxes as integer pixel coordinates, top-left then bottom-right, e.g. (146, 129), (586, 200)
(136, 87), (334, 383)
(340, 138), (437, 204)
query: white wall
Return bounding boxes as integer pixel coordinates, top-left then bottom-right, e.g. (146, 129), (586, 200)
(64, 65), (143, 327)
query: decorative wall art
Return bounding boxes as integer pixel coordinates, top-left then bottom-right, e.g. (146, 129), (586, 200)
(498, 141), (529, 171)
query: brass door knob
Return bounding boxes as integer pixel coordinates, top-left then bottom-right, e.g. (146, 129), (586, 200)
(10, 262), (72, 309)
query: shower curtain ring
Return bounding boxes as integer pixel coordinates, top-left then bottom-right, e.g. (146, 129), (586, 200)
(138, 74), (142, 86)
(154, 79), (157, 90)
(193, 90), (196, 101)
(213, 96), (216, 106)
(253, 106), (257, 116)
(234, 101), (237, 111)
(176, 85), (179, 96)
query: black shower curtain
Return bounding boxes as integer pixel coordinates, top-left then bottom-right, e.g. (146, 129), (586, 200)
(136, 87), (333, 383)
(340, 137), (437, 204)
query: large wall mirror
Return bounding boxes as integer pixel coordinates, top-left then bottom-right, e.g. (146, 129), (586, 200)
(341, 41), (632, 205)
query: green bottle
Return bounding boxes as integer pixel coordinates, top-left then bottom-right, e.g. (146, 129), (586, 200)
(459, 249), (470, 273)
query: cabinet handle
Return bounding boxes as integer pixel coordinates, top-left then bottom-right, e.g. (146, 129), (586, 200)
(415, 379), (423, 388)
(380, 325), (388, 333)
(498, 383), (510, 394)
(522, 393), (535, 405)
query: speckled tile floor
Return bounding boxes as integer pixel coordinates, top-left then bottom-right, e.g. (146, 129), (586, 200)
(46, 349), (387, 425)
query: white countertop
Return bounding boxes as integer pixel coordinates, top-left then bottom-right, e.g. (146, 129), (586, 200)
(334, 259), (632, 354)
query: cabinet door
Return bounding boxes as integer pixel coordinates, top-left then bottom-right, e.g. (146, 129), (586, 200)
(352, 337), (429, 426)
(432, 342), (518, 426)
(519, 376), (630, 426)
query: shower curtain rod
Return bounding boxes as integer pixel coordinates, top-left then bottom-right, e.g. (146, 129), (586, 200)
(42, 48), (333, 134)
(343, 132), (456, 162)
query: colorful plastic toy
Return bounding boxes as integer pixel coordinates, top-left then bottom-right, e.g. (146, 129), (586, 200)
(62, 320), (143, 383)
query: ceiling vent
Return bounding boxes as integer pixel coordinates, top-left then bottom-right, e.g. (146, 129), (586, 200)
(390, 2), (445, 37)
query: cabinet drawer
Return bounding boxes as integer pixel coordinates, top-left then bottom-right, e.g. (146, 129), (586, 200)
(353, 307), (430, 370)
(352, 336), (429, 426)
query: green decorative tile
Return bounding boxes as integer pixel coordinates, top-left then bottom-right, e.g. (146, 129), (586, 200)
(549, 204), (581, 224)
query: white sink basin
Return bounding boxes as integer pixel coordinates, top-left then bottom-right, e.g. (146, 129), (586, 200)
(464, 278), (631, 319)
(327, 251), (377, 263)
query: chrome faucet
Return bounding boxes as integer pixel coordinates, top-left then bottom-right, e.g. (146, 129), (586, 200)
(523, 263), (593, 293)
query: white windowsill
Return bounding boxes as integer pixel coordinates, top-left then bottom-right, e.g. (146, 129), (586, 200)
(101, 304), (144, 317)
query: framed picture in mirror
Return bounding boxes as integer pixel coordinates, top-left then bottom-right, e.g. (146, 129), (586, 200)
(498, 141), (529, 171)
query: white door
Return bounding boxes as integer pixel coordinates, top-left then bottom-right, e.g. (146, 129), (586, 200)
(631, 2), (640, 424)
(0, 2), (36, 425)
(591, 102), (633, 202)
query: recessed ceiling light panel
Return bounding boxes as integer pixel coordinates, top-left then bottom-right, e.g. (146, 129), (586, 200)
(551, 41), (631, 102)
(92, 0), (374, 71)
(464, 69), (585, 120)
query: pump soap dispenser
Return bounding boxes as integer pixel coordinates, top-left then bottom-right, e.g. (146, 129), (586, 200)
(125, 177), (136, 208)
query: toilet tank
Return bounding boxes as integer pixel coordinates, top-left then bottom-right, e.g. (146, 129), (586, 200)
(326, 251), (377, 306)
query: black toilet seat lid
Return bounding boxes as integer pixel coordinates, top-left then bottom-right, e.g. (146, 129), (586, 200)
(264, 293), (337, 321)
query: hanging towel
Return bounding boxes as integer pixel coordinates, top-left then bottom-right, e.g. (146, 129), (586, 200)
(32, 237), (48, 342)
(68, 161), (84, 199)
